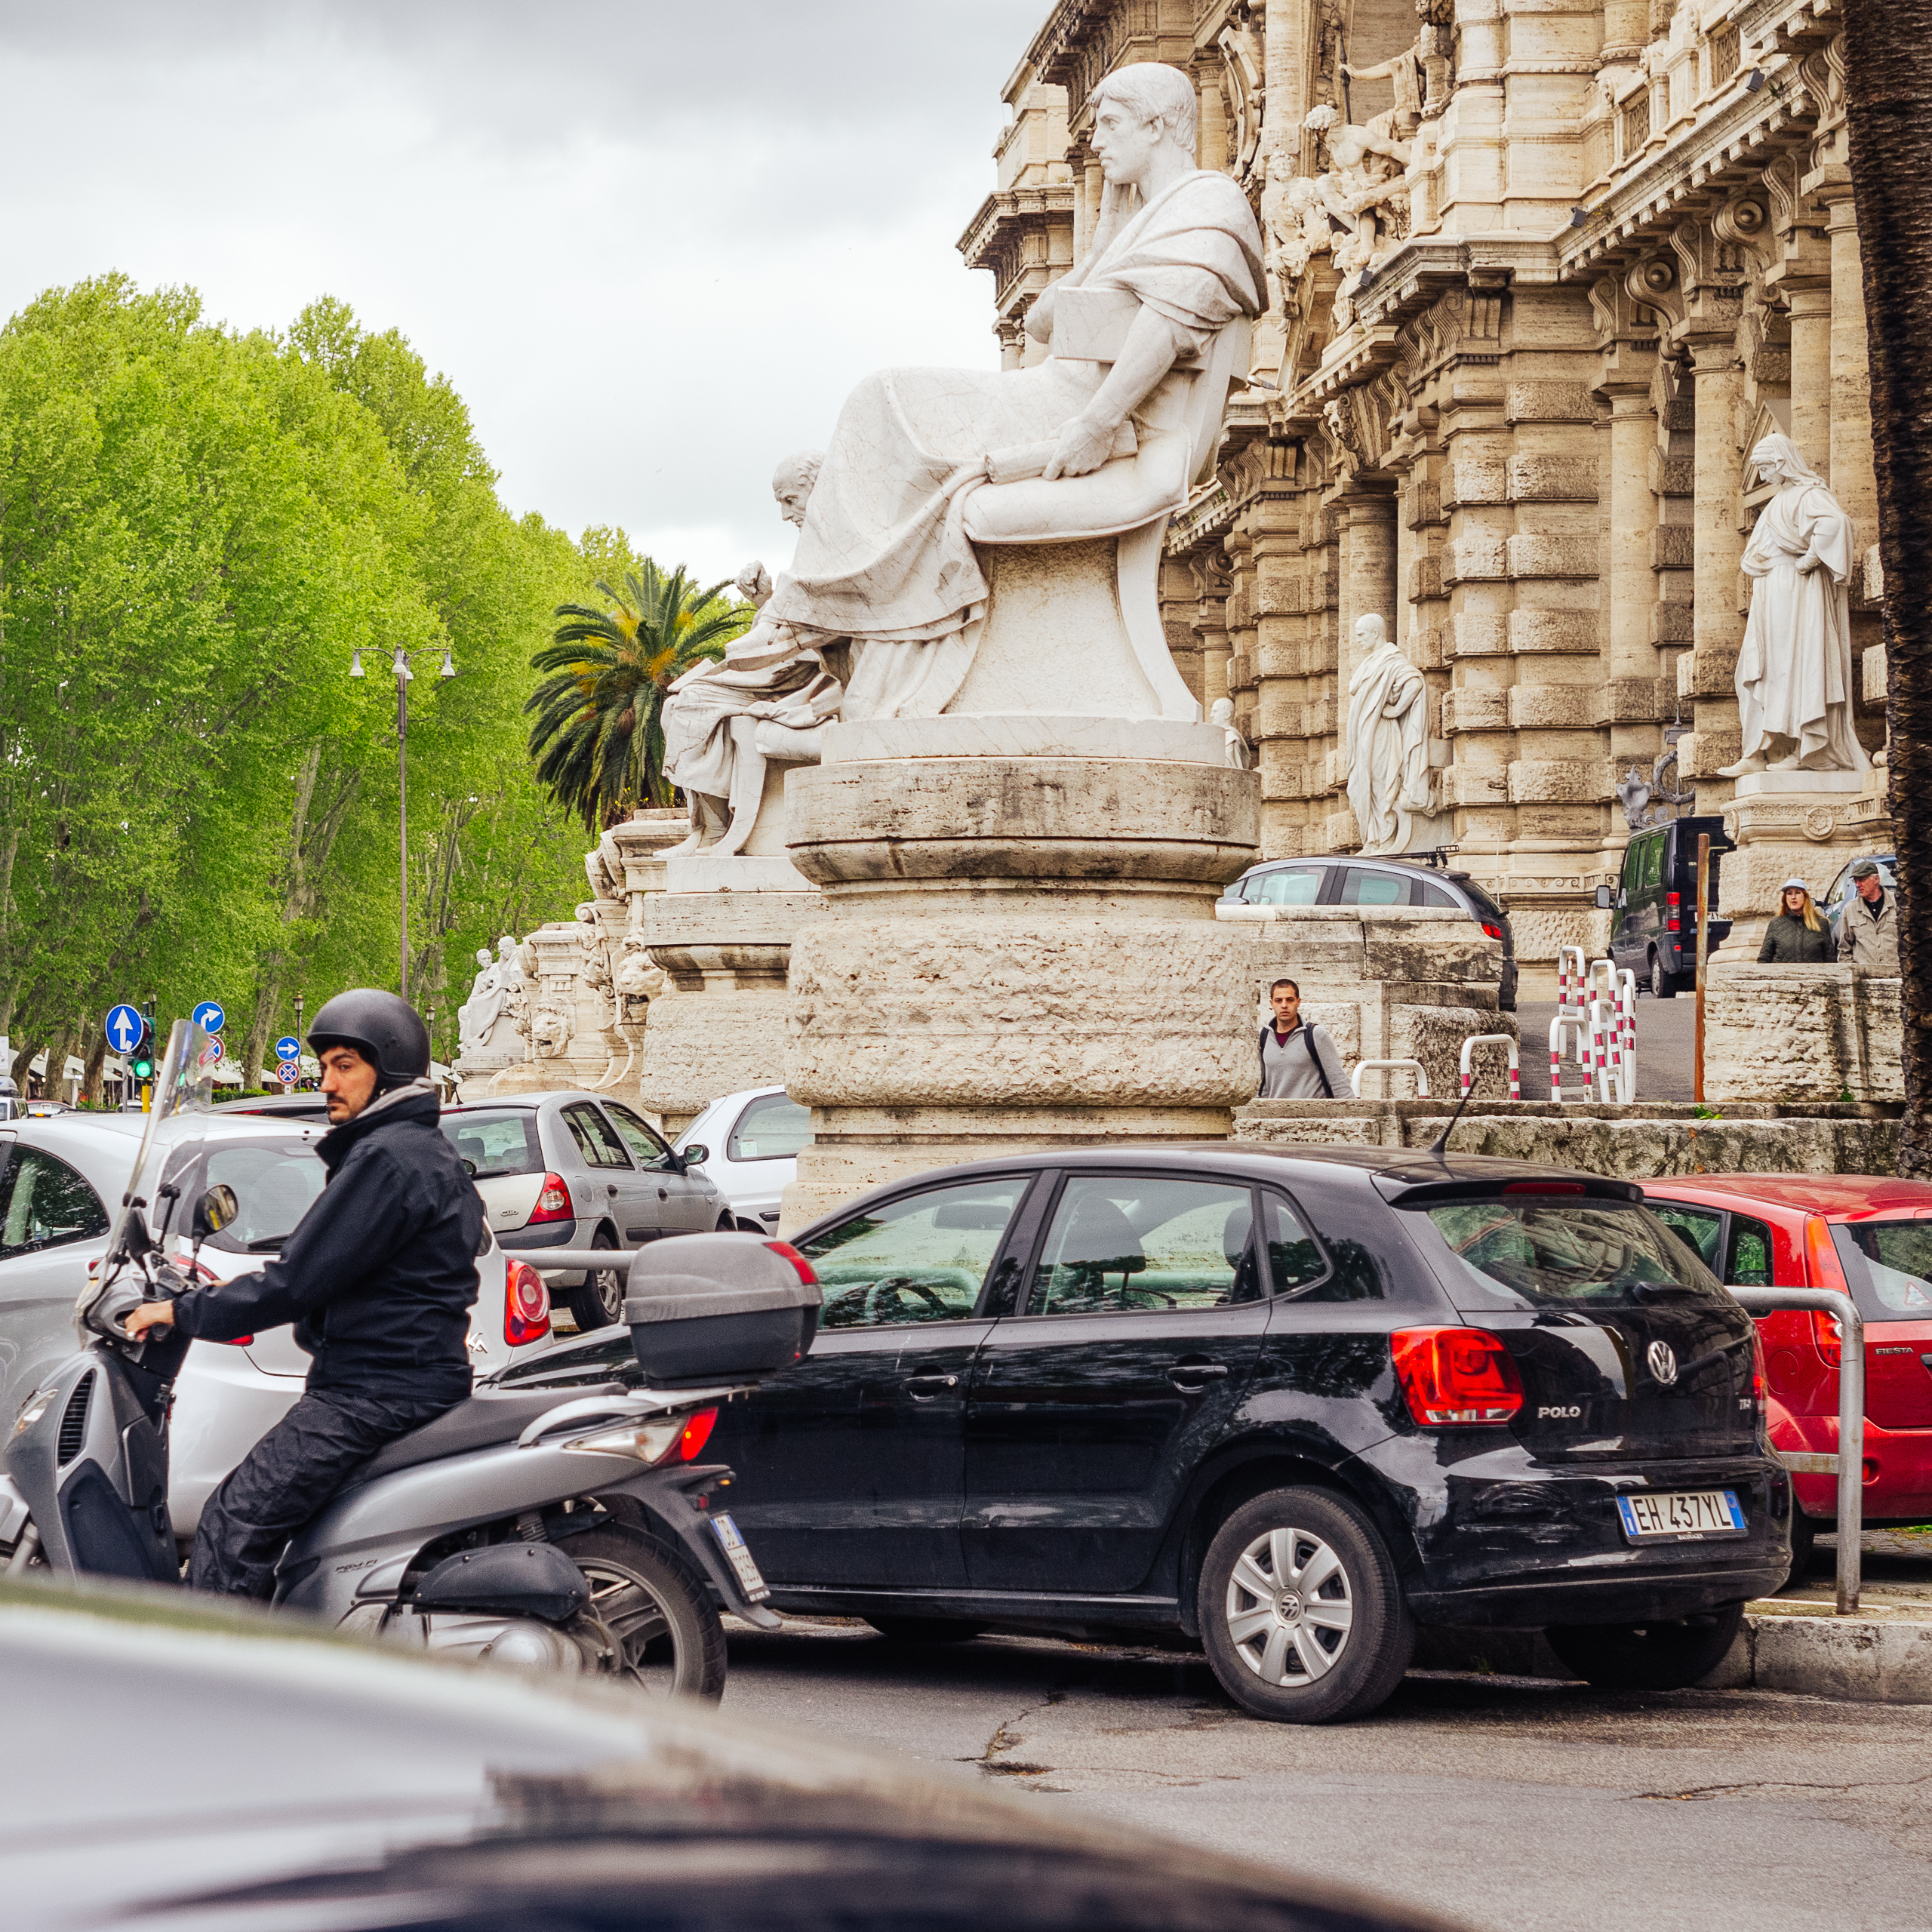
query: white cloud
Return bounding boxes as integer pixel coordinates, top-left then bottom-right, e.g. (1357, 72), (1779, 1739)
(0, 0), (1044, 568)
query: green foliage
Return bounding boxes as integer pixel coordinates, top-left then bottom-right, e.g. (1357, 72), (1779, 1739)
(528, 557), (751, 832)
(0, 275), (598, 1087)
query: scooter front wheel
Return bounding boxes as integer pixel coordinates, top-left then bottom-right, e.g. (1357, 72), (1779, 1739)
(565, 1523), (728, 1699)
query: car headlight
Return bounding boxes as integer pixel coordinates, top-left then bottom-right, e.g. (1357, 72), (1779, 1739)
(11, 1389), (56, 1440)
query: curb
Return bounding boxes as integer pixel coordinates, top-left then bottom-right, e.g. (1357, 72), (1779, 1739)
(1414, 1609), (1932, 1703)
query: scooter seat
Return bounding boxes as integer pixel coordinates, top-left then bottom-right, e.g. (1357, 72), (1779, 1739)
(354, 1386), (627, 1484)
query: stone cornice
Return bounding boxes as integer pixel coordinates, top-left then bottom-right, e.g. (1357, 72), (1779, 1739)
(957, 183), (1078, 269)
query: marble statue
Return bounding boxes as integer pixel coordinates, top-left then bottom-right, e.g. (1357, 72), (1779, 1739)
(614, 932), (668, 1016)
(1345, 614), (1432, 855)
(747, 62), (1262, 722)
(1717, 435), (1869, 777)
(1209, 697), (1251, 770)
(1303, 103), (1410, 280)
(456, 946), (497, 1060)
(662, 451), (844, 859)
(1259, 158), (1332, 315)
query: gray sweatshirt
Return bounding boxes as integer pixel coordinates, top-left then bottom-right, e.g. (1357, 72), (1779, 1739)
(1258, 1021), (1350, 1100)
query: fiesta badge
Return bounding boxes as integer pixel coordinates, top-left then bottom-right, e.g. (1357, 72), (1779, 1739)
(1647, 1340), (1679, 1386)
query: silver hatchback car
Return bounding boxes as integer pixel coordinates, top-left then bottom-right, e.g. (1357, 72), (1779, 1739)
(440, 1091), (729, 1332)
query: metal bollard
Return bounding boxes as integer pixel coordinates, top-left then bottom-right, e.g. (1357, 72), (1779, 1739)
(1459, 1032), (1521, 1100)
(1349, 1057), (1430, 1099)
(1728, 1284), (1865, 1615)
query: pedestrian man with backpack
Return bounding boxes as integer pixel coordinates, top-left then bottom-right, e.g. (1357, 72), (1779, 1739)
(1257, 977), (1349, 1099)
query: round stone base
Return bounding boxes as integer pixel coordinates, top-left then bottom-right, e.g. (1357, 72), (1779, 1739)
(638, 987), (789, 1134)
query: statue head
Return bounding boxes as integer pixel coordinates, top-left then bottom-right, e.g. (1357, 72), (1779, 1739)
(1285, 174), (1319, 211)
(1355, 613), (1389, 650)
(1210, 697), (1234, 726)
(475, 947), (491, 971)
(1749, 433), (1826, 491)
(1089, 63), (1198, 186)
(772, 451), (823, 528)
(496, 934), (518, 964)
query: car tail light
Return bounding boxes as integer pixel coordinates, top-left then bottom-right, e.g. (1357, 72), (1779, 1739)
(764, 1238), (817, 1285)
(1803, 1217), (1851, 1367)
(1503, 1180), (1586, 1195)
(1666, 889), (1681, 933)
(678, 1407), (718, 1461)
(1810, 1309), (1843, 1367)
(1749, 1327), (1768, 1425)
(529, 1173), (573, 1224)
(1392, 1327), (1524, 1426)
(504, 1261), (552, 1347)
(1481, 921), (1504, 940)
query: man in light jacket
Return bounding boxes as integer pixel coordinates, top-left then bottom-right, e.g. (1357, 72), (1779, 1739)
(1837, 860), (1900, 977)
(1257, 978), (1350, 1099)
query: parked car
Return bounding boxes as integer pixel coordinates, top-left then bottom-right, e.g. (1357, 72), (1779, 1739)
(1221, 856), (1518, 1011)
(3, 1577), (1444, 1932)
(506, 1145), (1789, 1722)
(214, 1092), (331, 1119)
(1640, 1174), (1932, 1575)
(1598, 814), (1734, 997)
(0, 1111), (551, 1537)
(1822, 850), (1895, 933)
(441, 1090), (732, 1332)
(676, 1084), (812, 1233)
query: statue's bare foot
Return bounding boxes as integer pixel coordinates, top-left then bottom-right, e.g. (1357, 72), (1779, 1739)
(1715, 753), (1768, 778)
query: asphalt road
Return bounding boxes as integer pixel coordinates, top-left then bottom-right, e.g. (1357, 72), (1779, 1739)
(721, 1619), (1932, 1932)
(1516, 992), (1698, 1103)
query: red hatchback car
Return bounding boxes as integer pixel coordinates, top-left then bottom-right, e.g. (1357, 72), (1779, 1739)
(1638, 1175), (1932, 1571)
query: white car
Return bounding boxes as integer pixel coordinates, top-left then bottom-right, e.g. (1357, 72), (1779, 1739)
(673, 1086), (811, 1235)
(0, 1110), (553, 1540)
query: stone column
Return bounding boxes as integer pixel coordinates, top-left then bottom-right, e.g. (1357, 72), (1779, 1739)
(1683, 335), (1746, 805)
(780, 718), (1259, 1229)
(1786, 282), (1832, 474)
(1600, 378), (1660, 770)
(1817, 178), (1877, 540)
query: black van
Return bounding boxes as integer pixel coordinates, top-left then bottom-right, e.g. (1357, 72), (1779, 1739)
(1598, 816), (1734, 997)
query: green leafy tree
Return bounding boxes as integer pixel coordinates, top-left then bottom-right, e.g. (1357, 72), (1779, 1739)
(526, 559), (750, 832)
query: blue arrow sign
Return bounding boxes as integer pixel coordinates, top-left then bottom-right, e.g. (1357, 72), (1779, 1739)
(274, 1036), (302, 1061)
(192, 1001), (225, 1035)
(105, 1005), (143, 1056)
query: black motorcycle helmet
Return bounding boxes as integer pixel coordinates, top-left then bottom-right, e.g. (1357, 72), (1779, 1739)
(307, 989), (432, 1092)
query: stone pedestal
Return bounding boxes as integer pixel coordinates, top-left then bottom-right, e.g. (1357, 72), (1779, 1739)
(1216, 903), (1517, 1099)
(638, 888), (820, 1134)
(1703, 964), (1902, 1106)
(778, 716), (1260, 1230)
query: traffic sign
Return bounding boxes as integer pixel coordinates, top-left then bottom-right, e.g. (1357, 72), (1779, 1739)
(275, 1036), (302, 1062)
(105, 1004), (143, 1056)
(277, 1062), (300, 1085)
(192, 1001), (225, 1035)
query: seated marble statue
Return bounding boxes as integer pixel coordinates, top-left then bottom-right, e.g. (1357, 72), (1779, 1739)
(662, 451), (844, 857)
(758, 60), (1263, 721)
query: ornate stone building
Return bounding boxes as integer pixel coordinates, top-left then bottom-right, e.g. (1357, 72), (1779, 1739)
(960, 0), (1890, 961)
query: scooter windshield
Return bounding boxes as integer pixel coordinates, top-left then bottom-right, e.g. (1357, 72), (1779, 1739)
(104, 1019), (217, 1265)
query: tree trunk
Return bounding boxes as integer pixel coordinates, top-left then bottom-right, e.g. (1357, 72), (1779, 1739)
(1844, 0), (1932, 1174)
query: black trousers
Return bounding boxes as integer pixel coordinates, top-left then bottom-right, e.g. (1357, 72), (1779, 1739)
(188, 1386), (460, 1600)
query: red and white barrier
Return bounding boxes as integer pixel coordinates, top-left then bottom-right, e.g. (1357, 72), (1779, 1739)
(1549, 955), (1637, 1103)
(1460, 1033), (1521, 1100)
(1350, 1057), (1431, 1098)
(1548, 1013), (1587, 1105)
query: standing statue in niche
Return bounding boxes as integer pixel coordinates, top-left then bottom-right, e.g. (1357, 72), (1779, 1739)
(1345, 614), (1432, 854)
(1209, 697), (1251, 770)
(1717, 435), (1869, 777)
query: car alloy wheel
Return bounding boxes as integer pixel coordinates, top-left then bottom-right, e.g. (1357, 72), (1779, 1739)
(1198, 1485), (1413, 1724)
(1223, 1526), (1355, 1685)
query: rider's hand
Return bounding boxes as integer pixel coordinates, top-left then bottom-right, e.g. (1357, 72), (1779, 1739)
(1041, 413), (1117, 481)
(122, 1301), (177, 1340)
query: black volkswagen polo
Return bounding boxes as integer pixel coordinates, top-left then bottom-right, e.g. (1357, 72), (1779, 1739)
(505, 1146), (1790, 1724)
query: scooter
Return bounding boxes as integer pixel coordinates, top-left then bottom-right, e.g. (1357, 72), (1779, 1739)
(0, 1023), (819, 1698)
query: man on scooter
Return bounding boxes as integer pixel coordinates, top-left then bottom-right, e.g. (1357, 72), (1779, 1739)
(123, 990), (482, 1598)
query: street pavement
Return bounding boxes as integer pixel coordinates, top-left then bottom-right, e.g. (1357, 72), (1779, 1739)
(721, 1613), (1932, 1932)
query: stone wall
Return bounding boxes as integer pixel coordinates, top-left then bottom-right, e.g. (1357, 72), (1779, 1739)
(1704, 964), (1903, 1106)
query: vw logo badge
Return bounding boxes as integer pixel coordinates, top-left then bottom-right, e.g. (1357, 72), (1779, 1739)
(1647, 1340), (1679, 1386)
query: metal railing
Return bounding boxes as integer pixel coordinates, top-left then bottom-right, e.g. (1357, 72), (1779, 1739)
(514, 1247), (649, 1275)
(1728, 1284), (1866, 1614)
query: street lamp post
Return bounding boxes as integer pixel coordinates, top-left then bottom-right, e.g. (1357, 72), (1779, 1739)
(351, 645), (456, 1001)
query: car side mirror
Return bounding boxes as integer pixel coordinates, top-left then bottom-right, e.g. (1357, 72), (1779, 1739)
(461, 1158), (478, 1178)
(193, 1183), (239, 1238)
(1595, 885), (1613, 910)
(680, 1143), (710, 1168)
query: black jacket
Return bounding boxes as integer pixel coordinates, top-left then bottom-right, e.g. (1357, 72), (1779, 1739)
(172, 1085), (481, 1401)
(1758, 912), (1835, 964)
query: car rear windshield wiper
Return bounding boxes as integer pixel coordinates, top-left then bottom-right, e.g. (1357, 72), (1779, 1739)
(246, 1235), (288, 1252)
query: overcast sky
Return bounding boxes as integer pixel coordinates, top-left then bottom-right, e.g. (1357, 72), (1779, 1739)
(0, 1), (1046, 583)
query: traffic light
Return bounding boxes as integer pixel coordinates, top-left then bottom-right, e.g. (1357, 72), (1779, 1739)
(130, 1017), (155, 1084)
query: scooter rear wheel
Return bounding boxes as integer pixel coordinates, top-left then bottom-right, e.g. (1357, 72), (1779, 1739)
(566, 1524), (728, 1699)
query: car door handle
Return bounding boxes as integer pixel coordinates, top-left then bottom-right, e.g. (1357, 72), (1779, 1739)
(658, 1188), (669, 1200)
(607, 1183), (618, 1195)
(901, 1374), (959, 1397)
(1168, 1361), (1230, 1391)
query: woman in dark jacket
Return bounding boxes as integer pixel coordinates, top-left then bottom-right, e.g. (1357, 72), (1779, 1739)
(1758, 878), (1835, 962)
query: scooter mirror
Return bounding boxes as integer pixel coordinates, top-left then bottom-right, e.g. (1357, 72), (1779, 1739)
(194, 1183), (240, 1238)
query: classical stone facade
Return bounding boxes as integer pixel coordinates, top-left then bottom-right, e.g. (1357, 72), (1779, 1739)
(961, 0), (1894, 962)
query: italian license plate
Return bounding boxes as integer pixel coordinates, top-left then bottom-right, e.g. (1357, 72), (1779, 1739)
(1616, 1489), (1747, 1543)
(710, 1512), (771, 1602)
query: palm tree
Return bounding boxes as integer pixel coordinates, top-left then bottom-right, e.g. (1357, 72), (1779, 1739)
(1844, 0), (1932, 1174)
(526, 561), (748, 833)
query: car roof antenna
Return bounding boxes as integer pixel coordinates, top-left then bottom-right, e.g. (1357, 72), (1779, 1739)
(1427, 1074), (1481, 1163)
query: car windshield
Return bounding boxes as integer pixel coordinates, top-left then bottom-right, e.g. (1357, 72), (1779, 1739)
(1831, 1220), (1932, 1324)
(441, 1110), (543, 1178)
(1411, 1198), (1721, 1311)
